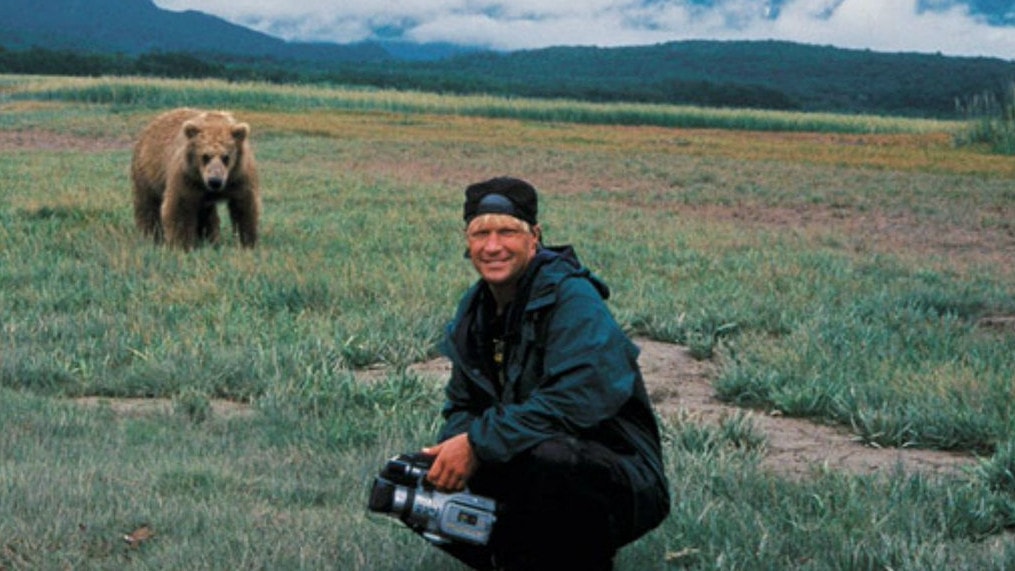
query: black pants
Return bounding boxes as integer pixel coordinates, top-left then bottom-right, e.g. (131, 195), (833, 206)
(434, 436), (643, 571)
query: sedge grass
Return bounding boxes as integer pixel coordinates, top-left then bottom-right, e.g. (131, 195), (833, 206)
(5, 386), (1015, 570)
(2, 76), (1015, 569)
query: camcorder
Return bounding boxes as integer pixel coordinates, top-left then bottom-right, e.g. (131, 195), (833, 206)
(367, 453), (497, 546)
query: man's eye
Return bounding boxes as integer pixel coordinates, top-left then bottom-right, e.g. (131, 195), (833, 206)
(469, 231), (490, 240)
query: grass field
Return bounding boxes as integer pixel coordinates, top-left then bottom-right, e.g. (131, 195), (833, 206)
(2, 75), (1015, 569)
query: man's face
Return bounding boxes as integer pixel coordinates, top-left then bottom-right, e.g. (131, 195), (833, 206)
(466, 214), (540, 291)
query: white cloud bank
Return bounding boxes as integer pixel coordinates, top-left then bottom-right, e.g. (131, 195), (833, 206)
(153, 0), (1015, 60)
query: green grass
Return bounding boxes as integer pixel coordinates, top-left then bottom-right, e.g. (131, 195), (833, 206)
(6, 387), (1015, 570)
(0, 376), (453, 570)
(4, 74), (961, 134)
(2, 75), (1015, 569)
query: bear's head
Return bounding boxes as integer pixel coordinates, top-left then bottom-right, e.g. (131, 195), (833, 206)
(183, 112), (250, 193)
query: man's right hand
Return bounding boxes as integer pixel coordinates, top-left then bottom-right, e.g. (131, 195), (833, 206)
(422, 433), (479, 492)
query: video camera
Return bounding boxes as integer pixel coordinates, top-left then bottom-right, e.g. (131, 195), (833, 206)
(367, 453), (497, 546)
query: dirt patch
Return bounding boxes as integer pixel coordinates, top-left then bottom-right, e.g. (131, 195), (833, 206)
(74, 396), (255, 419)
(0, 130), (130, 152)
(979, 315), (1015, 333)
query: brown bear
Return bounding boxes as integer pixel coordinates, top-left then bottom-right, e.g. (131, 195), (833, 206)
(131, 108), (261, 249)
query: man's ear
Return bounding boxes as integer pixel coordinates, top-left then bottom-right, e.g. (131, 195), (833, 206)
(532, 224), (542, 243)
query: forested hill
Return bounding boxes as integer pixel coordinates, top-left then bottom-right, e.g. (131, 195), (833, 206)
(406, 41), (1015, 117)
(3, 0), (1015, 118)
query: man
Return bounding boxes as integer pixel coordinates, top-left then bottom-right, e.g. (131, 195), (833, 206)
(422, 177), (670, 570)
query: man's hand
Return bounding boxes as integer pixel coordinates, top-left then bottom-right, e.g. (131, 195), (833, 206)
(423, 433), (479, 492)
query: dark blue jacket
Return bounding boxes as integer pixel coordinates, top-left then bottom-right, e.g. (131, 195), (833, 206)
(439, 246), (669, 541)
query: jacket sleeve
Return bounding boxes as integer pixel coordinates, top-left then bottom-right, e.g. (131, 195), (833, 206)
(437, 293), (495, 444)
(438, 363), (484, 443)
(467, 277), (640, 464)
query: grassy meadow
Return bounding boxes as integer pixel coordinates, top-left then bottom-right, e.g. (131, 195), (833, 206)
(2, 75), (1015, 569)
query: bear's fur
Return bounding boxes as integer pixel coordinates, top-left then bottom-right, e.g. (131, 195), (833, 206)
(131, 108), (261, 249)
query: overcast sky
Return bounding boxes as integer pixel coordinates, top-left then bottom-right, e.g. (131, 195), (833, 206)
(152, 0), (1015, 60)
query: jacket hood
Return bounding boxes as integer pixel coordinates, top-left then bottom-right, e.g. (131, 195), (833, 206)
(525, 244), (610, 303)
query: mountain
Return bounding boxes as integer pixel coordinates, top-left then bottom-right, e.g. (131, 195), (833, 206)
(0, 0), (388, 62)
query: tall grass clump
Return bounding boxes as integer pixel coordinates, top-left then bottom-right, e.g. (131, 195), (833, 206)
(714, 258), (1015, 454)
(955, 83), (1015, 154)
(640, 411), (1015, 570)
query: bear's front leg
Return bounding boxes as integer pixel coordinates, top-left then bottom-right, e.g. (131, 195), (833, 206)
(198, 205), (222, 246)
(133, 184), (165, 243)
(228, 197), (259, 248)
(161, 198), (201, 250)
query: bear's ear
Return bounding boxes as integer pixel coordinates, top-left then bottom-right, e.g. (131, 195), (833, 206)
(232, 123), (250, 142)
(183, 121), (202, 139)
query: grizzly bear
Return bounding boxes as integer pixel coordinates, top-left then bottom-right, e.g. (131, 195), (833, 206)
(131, 108), (260, 249)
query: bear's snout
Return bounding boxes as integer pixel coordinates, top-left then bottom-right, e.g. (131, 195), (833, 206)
(203, 160), (229, 191)
(206, 176), (225, 191)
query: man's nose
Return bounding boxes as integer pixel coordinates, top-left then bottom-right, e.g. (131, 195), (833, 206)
(482, 234), (503, 251)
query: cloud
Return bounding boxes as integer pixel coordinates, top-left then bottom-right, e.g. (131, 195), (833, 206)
(768, 0), (1015, 56)
(153, 0), (1015, 59)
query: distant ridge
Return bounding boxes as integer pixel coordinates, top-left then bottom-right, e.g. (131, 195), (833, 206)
(428, 40), (1015, 115)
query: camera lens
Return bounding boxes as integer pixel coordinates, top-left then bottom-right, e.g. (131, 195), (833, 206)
(368, 478), (397, 513)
